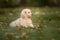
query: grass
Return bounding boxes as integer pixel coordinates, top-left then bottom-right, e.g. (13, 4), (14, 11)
(0, 7), (60, 40)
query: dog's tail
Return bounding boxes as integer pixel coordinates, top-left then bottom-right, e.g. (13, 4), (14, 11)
(9, 21), (17, 27)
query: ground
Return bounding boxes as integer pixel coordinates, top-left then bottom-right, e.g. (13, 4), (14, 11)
(0, 7), (60, 40)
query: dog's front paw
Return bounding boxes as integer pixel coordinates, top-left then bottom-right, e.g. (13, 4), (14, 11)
(29, 26), (35, 29)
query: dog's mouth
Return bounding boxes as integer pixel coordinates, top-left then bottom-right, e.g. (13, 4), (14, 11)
(28, 15), (32, 18)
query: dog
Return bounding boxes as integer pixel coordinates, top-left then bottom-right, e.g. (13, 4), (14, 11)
(9, 8), (34, 29)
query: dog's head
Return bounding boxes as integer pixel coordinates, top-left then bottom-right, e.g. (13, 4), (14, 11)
(20, 8), (32, 18)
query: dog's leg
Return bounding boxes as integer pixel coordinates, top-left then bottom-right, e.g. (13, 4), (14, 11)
(28, 24), (35, 29)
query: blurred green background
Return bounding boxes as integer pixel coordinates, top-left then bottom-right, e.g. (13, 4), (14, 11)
(0, 0), (60, 7)
(0, 0), (60, 40)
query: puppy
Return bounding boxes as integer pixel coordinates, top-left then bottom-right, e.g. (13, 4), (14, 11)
(10, 8), (34, 28)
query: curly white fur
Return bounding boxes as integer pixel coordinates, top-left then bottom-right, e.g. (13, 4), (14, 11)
(10, 8), (34, 28)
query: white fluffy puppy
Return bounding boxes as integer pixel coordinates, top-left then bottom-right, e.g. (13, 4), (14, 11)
(10, 8), (34, 28)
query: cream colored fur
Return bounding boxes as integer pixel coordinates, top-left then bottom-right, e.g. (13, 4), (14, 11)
(10, 8), (34, 28)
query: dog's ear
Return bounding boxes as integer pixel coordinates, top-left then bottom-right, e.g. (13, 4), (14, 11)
(20, 10), (26, 18)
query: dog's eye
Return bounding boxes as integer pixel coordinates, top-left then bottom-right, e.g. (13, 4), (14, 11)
(25, 11), (26, 14)
(28, 12), (30, 13)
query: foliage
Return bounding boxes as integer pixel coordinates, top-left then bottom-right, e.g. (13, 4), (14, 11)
(0, 0), (21, 7)
(0, 0), (60, 7)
